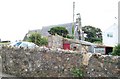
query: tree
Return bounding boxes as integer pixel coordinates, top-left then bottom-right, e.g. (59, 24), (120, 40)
(39, 37), (48, 46)
(48, 26), (69, 37)
(111, 44), (120, 56)
(82, 26), (102, 43)
(27, 32), (48, 46)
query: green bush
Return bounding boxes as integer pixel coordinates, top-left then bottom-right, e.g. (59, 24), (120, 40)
(27, 32), (48, 46)
(71, 67), (84, 77)
(40, 37), (48, 46)
(111, 44), (120, 56)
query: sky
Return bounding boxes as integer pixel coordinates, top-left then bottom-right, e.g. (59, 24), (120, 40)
(0, 0), (119, 41)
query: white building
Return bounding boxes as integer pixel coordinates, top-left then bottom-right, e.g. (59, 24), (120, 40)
(103, 23), (119, 47)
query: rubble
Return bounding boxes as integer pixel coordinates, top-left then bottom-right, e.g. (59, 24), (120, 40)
(0, 46), (120, 77)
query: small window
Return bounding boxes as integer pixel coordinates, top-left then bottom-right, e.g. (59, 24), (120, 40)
(107, 34), (109, 37)
(107, 33), (113, 38)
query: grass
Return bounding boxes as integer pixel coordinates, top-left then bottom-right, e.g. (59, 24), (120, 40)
(0, 42), (10, 45)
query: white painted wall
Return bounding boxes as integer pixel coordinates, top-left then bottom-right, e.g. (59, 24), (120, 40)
(103, 23), (118, 46)
(118, 2), (120, 44)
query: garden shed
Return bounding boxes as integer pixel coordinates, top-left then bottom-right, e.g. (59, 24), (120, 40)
(48, 35), (96, 53)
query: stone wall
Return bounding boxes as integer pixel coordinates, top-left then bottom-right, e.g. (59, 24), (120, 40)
(48, 35), (63, 49)
(0, 46), (120, 77)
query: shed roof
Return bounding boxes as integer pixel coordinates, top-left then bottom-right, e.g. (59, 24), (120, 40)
(64, 38), (95, 46)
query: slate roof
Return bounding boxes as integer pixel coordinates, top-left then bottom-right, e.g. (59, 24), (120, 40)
(30, 23), (73, 36)
(23, 23), (76, 40)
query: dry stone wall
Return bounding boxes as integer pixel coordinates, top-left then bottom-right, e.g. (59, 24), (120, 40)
(0, 46), (120, 77)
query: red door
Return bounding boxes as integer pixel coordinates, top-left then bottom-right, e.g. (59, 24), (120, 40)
(63, 43), (70, 50)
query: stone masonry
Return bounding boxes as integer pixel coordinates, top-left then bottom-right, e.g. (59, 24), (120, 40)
(0, 46), (120, 77)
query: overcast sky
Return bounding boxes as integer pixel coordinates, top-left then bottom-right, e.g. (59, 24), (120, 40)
(0, 0), (119, 41)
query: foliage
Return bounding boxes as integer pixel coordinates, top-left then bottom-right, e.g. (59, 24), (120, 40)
(39, 37), (48, 46)
(72, 24), (74, 36)
(111, 44), (120, 56)
(48, 26), (69, 37)
(27, 32), (41, 46)
(27, 32), (48, 46)
(66, 35), (74, 39)
(71, 67), (84, 77)
(82, 26), (102, 43)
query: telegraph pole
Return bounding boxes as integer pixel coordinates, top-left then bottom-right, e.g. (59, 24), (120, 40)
(72, 2), (75, 37)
